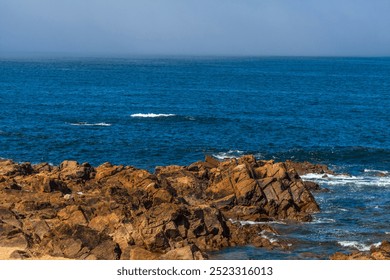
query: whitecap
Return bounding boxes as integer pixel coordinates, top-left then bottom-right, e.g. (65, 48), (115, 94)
(338, 241), (381, 251)
(229, 218), (286, 225)
(213, 150), (244, 160)
(311, 217), (336, 224)
(130, 113), (176, 118)
(70, 122), (112, 127)
(364, 169), (389, 175)
(301, 173), (390, 187)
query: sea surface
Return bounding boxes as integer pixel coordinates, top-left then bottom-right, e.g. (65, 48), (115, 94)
(1, 56), (389, 259)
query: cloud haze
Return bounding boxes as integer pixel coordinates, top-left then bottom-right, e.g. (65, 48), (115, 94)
(1, 0), (389, 56)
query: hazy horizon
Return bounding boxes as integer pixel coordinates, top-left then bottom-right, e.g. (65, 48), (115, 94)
(1, 0), (390, 57)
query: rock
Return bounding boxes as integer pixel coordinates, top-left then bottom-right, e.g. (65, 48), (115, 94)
(331, 241), (390, 260)
(95, 162), (124, 181)
(206, 158), (319, 221)
(0, 155), (328, 260)
(205, 155), (220, 168)
(285, 160), (334, 175)
(9, 250), (32, 259)
(303, 181), (329, 193)
(0, 160), (34, 177)
(160, 244), (206, 260)
(59, 161), (94, 181)
(124, 246), (160, 260)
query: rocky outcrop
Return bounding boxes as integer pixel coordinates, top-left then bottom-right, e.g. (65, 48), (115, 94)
(284, 160), (334, 175)
(331, 241), (390, 260)
(0, 156), (319, 260)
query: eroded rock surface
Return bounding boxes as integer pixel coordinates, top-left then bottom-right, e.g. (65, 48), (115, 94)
(0, 156), (320, 259)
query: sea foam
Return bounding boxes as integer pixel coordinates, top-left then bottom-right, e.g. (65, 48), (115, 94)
(337, 241), (381, 251)
(301, 173), (390, 187)
(364, 169), (389, 175)
(130, 113), (176, 118)
(229, 218), (286, 225)
(213, 150), (244, 160)
(70, 122), (112, 126)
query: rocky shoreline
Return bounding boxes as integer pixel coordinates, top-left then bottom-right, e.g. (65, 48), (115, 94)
(0, 155), (388, 260)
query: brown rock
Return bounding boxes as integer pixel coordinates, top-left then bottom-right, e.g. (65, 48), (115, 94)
(0, 155), (326, 260)
(285, 160), (333, 175)
(60, 160), (94, 181)
(160, 244), (207, 260)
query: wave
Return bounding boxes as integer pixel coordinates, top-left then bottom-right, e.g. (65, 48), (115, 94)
(364, 169), (389, 175)
(301, 173), (390, 187)
(310, 217), (336, 224)
(130, 113), (176, 118)
(337, 241), (381, 251)
(69, 122), (112, 127)
(229, 218), (286, 225)
(213, 150), (245, 160)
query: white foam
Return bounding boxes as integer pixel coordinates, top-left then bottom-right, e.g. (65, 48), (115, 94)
(338, 241), (381, 251)
(70, 122), (111, 126)
(229, 218), (286, 225)
(213, 150), (244, 160)
(311, 217), (336, 224)
(130, 113), (176, 118)
(364, 169), (389, 175)
(260, 230), (278, 243)
(301, 173), (390, 187)
(385, 232), (390, 235)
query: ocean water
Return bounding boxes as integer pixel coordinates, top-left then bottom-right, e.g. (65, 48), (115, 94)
(1, 56), (389, 259)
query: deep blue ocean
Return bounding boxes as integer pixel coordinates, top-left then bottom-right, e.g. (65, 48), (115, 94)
(1, 56), (389, 259)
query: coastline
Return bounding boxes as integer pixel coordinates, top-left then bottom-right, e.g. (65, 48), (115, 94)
(0, 156), (388, 260)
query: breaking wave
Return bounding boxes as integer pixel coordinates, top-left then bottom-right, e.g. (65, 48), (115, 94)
(130, 113), (176, 118)
(301, 173), (390, 187)
(69, 122), (112, 127)
(213, 150), (245, 160)
(337, 241), (381, 251)
(229, 219), (287, 225)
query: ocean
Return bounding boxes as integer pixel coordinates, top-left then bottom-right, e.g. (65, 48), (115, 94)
(1, 56), (389, 259)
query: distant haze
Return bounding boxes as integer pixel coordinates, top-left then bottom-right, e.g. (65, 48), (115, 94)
(1, 0), (390, 57)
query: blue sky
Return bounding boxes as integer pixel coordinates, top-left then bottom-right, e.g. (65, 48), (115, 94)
(1, 0), (389, 56)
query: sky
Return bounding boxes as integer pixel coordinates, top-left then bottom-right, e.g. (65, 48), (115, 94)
(1, 0), (390, 57)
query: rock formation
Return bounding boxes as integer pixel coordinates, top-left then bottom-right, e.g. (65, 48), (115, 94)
(0, 155), (320, 260)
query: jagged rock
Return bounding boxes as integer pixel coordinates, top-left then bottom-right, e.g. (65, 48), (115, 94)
(0, 160), (34, 177)
(95, 162), (124, 181)
(59, 160), (94, 181)
(0, 155), (326, 260)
